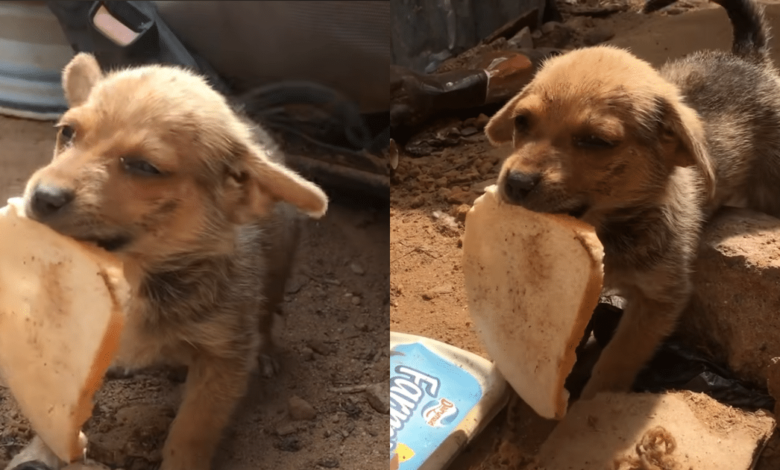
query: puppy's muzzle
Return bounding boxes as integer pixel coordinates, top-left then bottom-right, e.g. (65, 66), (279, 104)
(28, 184), (75, 220)
(503, 170), (541, 204)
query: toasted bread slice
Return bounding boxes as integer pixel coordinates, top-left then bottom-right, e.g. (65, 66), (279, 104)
(462, 185), (604, 419)
(0, 198), (128, 462)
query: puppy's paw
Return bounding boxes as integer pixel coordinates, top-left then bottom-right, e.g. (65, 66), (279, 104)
(580, 366), (634, 400)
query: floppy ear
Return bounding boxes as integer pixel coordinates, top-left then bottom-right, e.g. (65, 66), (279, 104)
(229, 143), (328, 223)
(656, 96), (716, 198)
(62, 53), (103, 107)
(484, 89), (530, 146)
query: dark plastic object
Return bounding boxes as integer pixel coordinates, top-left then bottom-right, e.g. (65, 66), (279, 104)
(588, 301), (775, 411)
(10, 462), (53, 470)
(45, 1), (229, 94)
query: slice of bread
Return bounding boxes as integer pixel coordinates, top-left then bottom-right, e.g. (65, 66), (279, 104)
(462, 185), (604, 419)
(0, 198), (128, 463)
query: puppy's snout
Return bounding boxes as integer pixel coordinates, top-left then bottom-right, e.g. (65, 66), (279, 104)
(29, 185), (75, 219)
(503, 171), (541, 203)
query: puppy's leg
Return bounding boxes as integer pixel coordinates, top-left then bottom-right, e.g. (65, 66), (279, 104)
(581, 288), (684, 400)
(160, 355), (250, 470)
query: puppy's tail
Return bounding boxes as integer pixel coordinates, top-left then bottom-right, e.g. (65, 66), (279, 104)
(643, 0), (771, 64)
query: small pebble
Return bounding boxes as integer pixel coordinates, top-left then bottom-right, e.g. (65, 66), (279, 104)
(288, 396), (317, 421)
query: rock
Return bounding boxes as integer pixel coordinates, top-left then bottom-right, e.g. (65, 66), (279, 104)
(300, 346), (314, 361)
(435, 176), (448, 187)
(288, 396), (317, 421)
(583, 26), (615, 46)
(447, 188), (475, 205)
(540, 21), (572, 48)
(471, 179), (497, 194)
(308, 339), (334, 356)
(431, 284), (453, 295)
(678, 208), (780, 385)
(349, 263), (365, 275)
(454, 203), (471, 222)
(351, 296), (362, 306)
(508, 26), (534, 50)
(461, 126), (479, 137)
(365, 382), (390, 414)
(316, 457), (340, 468)
(437, 187), (452, 201)
(409, 194), (426, 208)
(276, 422), (297, 436)
(475, 113), (490, 130)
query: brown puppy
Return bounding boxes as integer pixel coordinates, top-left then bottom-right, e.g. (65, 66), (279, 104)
(485, 0), (780, 400)
(15, 53), (328, 470)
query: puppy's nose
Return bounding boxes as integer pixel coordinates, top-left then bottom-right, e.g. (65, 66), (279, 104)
(30, 185), (75, 218)
(504, 171), (541, 203)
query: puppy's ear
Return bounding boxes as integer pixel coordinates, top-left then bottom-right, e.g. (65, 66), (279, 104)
(228, 143), (328, 224)
(62, 53), (103, 107)
(484, 89), (530, 146)
(656, 96), (716, 198)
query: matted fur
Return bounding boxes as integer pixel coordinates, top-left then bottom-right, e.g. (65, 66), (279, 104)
(14, 53), (328, 470)
(485, 0), (780, 399)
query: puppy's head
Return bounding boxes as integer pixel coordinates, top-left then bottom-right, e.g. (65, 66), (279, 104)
(486, 46), (714, 223)
(24, 53), (328, 263)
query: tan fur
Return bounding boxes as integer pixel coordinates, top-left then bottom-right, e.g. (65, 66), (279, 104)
(17, 53), (328, 470)
(486, 38), (780, 400)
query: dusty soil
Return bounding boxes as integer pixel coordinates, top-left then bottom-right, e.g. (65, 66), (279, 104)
(0, 114), (389, 470)
(390, 1), (780, 468)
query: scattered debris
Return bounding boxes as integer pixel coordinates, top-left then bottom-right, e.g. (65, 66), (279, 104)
(365, 382), (390, 414)
(288, 396), (317, 421)
(508, 26), (534, 50)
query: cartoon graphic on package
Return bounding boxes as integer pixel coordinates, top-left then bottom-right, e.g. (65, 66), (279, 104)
(390, 342), (484, 469)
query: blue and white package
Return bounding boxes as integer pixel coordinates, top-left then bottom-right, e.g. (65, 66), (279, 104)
(390, 331), (510, 470)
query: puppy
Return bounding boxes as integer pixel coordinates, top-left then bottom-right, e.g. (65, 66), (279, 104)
(485, 0), (780, 400)
(12, 53), (328, 470)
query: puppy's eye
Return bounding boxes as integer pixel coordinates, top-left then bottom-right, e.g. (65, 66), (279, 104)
(59, 125), (75, 142)
(514, 115), (529, 132)
(121, 157), (162, 176)
(576, 135), (616, 150)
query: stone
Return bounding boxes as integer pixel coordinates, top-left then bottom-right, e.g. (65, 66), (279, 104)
(365, 382), (390, 414)
(349, 263), (365, 275)
(678, 208), (780, 385)
(288, 395), (317, 421)
(276, 422), (297, 436)
(475, 113), (490, 130)
(460, 126), (479, 137)
(508, 26), (534, 50)
(471, 178), (497, 194)
(540, 21), (572, 48)
(454, 203), (471, 222)
(447, 188), (475, 205)
(583, 26), (615, 46)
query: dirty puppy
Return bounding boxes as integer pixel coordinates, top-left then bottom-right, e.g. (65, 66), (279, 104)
(13, 53), (328, 470)
(485, 0), (780, 399)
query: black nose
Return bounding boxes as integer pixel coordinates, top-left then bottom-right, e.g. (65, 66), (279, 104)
(30, 185), (74, 218)
(503, 171), (541, 203)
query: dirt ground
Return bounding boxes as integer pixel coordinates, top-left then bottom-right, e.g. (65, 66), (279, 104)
(0, 114), (389, 470)
(390, 1), (780, 468)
